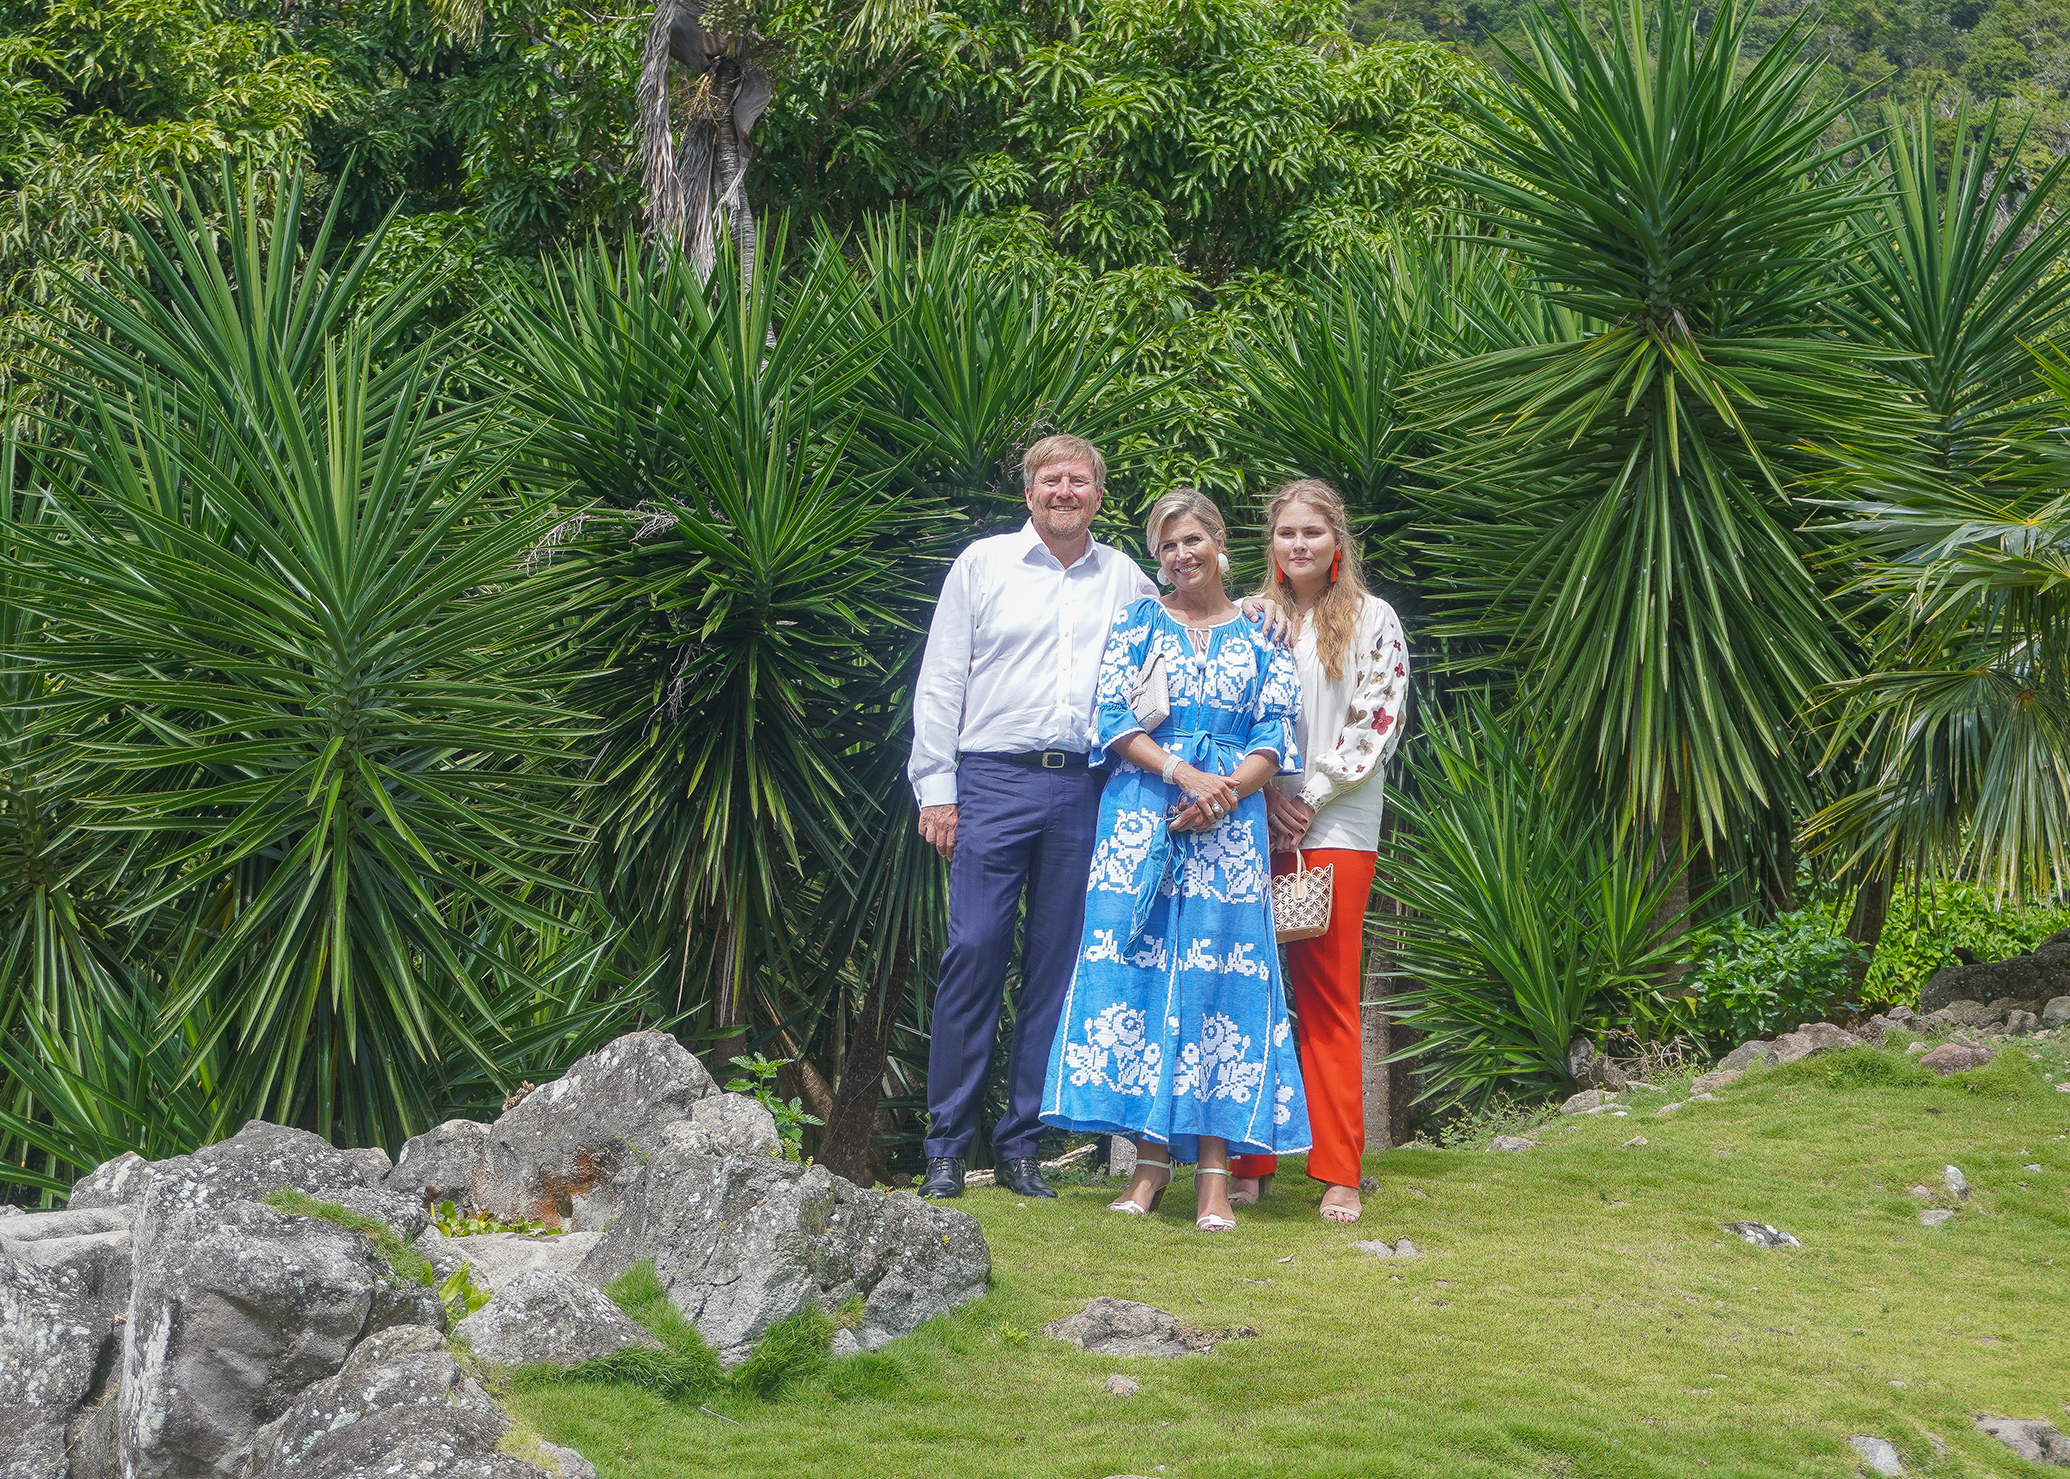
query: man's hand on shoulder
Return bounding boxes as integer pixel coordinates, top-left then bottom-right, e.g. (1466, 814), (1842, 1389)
(918, 804), (959, 860)
(1238, 594), (1291, 644)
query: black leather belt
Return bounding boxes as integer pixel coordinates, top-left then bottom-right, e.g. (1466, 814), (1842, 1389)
(971, 750), (1089, 771)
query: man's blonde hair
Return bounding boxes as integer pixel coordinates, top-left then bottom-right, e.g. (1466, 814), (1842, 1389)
(1022, 434), (1106, 489)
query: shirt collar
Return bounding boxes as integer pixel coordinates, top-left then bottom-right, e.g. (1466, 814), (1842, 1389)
(1017, 518), (1101, 572)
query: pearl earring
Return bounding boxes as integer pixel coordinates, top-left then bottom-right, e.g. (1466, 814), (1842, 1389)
(1216, 551), (1230, 575)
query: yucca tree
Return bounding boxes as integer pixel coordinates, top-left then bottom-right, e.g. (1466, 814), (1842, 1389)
(1417, 0), (1892, 869)
(1801, 106), (2070, 906)
(486, 231), (930, 1056)
(10, 168), (597, 1150)
(1382, 698), (1689, 1111)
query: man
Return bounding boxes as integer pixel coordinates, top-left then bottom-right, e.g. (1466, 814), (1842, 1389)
(908, 435), (1150, 1199)
(909, 436), (1280, 1200)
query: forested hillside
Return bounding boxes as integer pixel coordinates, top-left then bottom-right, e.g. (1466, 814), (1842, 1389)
(1357, 0), (2070, 168)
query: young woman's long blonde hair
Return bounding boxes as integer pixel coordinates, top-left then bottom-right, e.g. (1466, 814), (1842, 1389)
(1253, 479), (1368, 680)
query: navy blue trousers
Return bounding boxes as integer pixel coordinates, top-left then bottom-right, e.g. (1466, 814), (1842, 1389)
(925, 754), (1103, 1161)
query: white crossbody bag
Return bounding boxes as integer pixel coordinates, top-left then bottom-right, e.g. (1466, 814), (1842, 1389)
(1129, 648), (1169, 733)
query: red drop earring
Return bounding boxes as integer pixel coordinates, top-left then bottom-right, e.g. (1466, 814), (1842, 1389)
(1275, 563), (1287, 584)
(1329, 551), (1341, 582)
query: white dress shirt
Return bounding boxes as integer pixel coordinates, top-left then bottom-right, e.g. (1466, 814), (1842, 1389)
(909, 521), (1157, 806)
(1271, 594), (1410, 852)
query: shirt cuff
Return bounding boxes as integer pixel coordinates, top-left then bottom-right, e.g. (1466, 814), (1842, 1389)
(915, 772), (958, 807)
(1299, 772), (1337, 809)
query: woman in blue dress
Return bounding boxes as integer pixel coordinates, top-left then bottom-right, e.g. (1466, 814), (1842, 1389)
(1041, 489), (1312, 1231)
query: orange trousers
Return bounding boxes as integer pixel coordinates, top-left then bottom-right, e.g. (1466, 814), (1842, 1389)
(1231, 848), (1375, 1189)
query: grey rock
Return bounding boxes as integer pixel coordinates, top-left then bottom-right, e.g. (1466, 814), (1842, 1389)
(239, 1324), (544, 1479)
(384, 1118), (491, 1213)
(2008, 1010), (2040, 1036)
(117, 1194), (418, 1479)
(686, 1094), (780, 1159)
(1559, 1090), (1618, 1115)
(450, 1031), (718, 1231)
(1104, 1374), (1140, 1397)
(1905, 1041), (1927, 1055)
(1943, 1165), (1970, 1200)
(1919, 1208), (1955, 1226)
(1487, 1136), (1536, 1152)
(2044, 995), (2070, 1028)
(413, 1227), (601, 1293)
(578, 1140), (987, 1364)
(1922, 1432), (1946, 1457)
(1906, 1184), (1934, 1198)
(1623, 1136), (1647, 1147)
(1769, 1022), (1859, 1065)
(1716, 1040), (1777, 1073)
(1847, 1435), (1904, 1476)
(537, 1443), (597, 1479)
(1652, 1101), (1686, 1117)
(67, 1391), (119, 1479)
(1974, 1415), (2070, 1466)
(1937, 999), (2002, 1028)
(1566, 1037), (1628, 1091)
(1721, 1221), (1801, 1248)
(1351, 1239), (1419, 1260)
(1689, 1069), (1744, 1096)
(1042, 1298), (1241, 1358)
(451, 1270), (661, 1368)
(1688, 1092), (1720, 1103)
(1919, 930), (2070, 1013)
(1918, 1042), (1996, 1076)
(830, 1328), (861, 1357)
(70, 1121), (422, 1241)
(0, 1206), (134, 1479)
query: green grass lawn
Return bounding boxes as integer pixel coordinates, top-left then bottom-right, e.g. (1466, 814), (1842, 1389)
(505, 1039), (2070, 1478)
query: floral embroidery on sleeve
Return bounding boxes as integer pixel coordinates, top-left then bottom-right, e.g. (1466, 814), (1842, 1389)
(1299, 599), (1409, 810)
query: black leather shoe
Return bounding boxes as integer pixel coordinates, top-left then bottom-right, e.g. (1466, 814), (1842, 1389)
(995, 1157), (1057, 1198)
(917, 1156), (966, 1199)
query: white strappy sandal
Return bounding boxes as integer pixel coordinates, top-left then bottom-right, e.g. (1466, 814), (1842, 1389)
(1107, 1158), (1172, 1216)
(1194, 1166), (1236, 1232)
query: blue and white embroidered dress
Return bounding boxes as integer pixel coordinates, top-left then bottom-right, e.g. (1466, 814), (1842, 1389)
(1040, 597), (1313, 1162)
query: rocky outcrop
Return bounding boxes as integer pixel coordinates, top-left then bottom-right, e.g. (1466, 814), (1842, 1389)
(118, 1195), (434, 1479)
(71, 1122), (423, 1241)
(1, 1205), (134, 1479)
(238, 1325), (542, 1479)
(387, 1032), (717, 1232)
(1917, 1042), (1996, 1075)
(14, 1031), (989, 1479)
(576, 1123), (989, 1364)
(1919, 929), (2070, 1013)
(451, 1271), (661, 1368)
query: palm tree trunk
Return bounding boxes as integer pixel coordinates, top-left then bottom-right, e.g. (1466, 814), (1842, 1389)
(1844, 860), (1895, 1000)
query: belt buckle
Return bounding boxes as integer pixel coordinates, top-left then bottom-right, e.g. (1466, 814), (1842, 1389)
(1041, 751), (1065, 769)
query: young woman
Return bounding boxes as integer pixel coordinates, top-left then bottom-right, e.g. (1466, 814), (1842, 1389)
(1040, 489), (1311, 1232)
(1228, 479), (1410, 1224)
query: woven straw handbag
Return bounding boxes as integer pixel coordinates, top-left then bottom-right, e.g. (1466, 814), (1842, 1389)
(1272, 851), (1333, 943)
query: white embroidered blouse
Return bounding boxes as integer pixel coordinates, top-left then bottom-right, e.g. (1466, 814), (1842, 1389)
(1271, 593), (1410, 853)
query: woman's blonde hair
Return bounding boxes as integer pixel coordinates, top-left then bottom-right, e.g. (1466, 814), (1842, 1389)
(1143, 488), (1229, 579)
(1254, 479), (1368, 680)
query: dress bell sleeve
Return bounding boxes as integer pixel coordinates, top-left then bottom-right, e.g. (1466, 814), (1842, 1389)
(1299, 599), (1410, 811)
(1088, 598), (1158, 769)
(1245, 632), (1303, 776)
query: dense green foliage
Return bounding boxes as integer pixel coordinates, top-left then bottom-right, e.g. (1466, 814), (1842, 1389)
(6, 0), (2070, 1177)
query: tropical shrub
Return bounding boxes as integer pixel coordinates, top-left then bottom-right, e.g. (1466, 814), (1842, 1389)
(1865, 881), (2070, 1003)
(1380, 701), (1690, 1111)
(1680, 905), (1866, 1048)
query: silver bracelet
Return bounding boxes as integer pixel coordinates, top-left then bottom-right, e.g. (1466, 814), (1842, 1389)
(1160, 753), (1182, 785)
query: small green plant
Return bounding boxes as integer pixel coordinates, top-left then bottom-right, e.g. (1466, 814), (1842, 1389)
(995, 1319), (1029, 1348)
(1682, 904), (1866, 1048)
(440, 1261), (494, 1320)
(433, 1200), (566, 1238)
(725, 1053), (823, 1159)
(262, 1188), (430, 1286)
